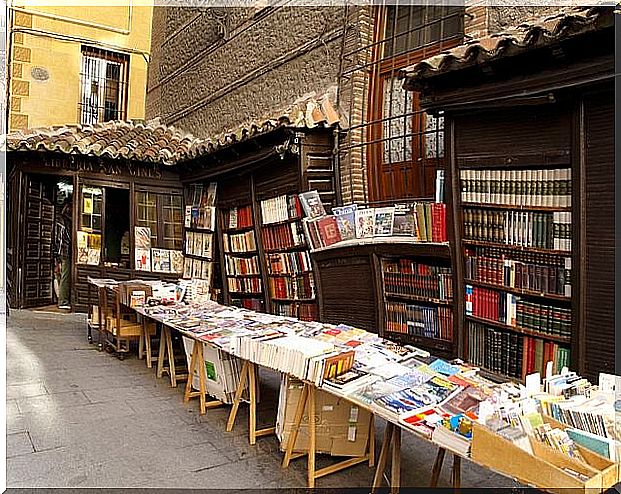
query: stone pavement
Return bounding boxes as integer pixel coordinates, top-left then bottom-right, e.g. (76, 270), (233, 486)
(7, 309), (517, 489)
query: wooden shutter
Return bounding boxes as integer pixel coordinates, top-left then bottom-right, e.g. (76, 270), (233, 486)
(22, 176), (55, 308)
(581, 89), (615, 379)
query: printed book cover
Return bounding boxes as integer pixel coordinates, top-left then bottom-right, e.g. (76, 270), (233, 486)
(355, 208), (376, 238)
(332, 204), (357, 241)
(299, 190), (326, 219)
(393, 203), (418, 236)
(317, 215), (342, 246)
(374, 207), (395, 236)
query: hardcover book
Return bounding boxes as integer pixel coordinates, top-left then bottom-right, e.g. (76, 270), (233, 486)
(317, 215), (342, 247)
(393, 203), (417, 236)
(355, 208), (375, 238)
(299, 190), (326, 219)
(332, 204), (357, 241)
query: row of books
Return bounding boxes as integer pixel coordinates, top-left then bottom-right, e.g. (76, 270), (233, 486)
(385, 301), (453, 341)
(382, 259), (453, 301)
(182, 257), (212, 281)
(463, 209), (572, 251)
(225, 256), (260, 276)
(464, 249), (571, 297)
(223, 231), (256, 253)
(468, 322), (523, 379)
(225, 205), (254, 230)
(260, 194), (303, 225)
(466, 284), (571, 337)
(227, 277), (262, 294)
(187, 183), (217, 209)
(524, 336), (571, 377)
(230, 298), (264, 312)
(185, 231), (214, 259)
(266, 251), (312, 275)
(459, 168), (572, 207)
(261, 222), (305, 251)
(268, 274), (315, 300)
(272, 301), (319, 322)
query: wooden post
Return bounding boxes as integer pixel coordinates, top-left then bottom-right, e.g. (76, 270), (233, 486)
(452, 454), (461, 492)
(368, 415), (376, 468)
(372, 422), (393, 492)
(184, 341), (199, 404)
(226, 360), (249, 432)
(165, 326), (177, 387)
(430, 448), (446, 488)
(196, 342), (207, 415)
(138, 317), (145, 360)
(307, 384), (316, 488)
(156, 324), (167, 379)
(390, 426), (401, 494)
(282, 382), (309, 468)
(145, 321), (153, 368)
(248, 362), (257, 445)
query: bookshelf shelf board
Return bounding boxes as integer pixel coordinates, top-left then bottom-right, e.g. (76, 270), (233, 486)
(267, 271), (314, 277)
(384, 293), (453, 306)
(228, 292), (264, 297)
(222, 225), (255, 234)
(184, 254), (214, 262)
(263, 245), (308, 254)
(224, 251), (259, 257)
(465, 315), (571, 344)
(464, 279), (571, 303)
(383, 331), (453, 352)
(226, 273), (262, 278)
(462, 240), (571, 256)
(184, 226), (215, 233)
(261, 216), (303, 228)
(460, 202), (572, 212)
(310, 237), (451, 255)
(271, 297), (316, 303)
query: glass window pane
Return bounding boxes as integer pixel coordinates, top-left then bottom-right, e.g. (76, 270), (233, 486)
(383, 77), (413, 164)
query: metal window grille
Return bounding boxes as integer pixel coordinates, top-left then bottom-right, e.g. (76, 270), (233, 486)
(79, 47), (129, 124)
(337, 1), (464, 203)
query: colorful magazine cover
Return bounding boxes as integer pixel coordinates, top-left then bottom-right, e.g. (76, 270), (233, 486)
(393, 203), (418, 236)
(374, 207), (395, 236)
(332, 204), (357, 241)
(135, 247), (151, 271)
(299, 190), (326, 219)
(355, 208), (375, 238)
(134, 226), (151, 249)
(170, 250), (184, 274)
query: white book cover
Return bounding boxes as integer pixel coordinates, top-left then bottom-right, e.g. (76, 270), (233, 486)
(374, 207), (395, 236)
(355, 208), (376, 238)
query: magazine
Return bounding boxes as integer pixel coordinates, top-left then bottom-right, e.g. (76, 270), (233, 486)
(355, 208), (375, 238)
(299, 190), (326, 219)
(374, 207), (395, 236)
(332, 205), (357, 241)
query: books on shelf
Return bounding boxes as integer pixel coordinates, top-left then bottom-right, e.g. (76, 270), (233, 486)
(227, 277), (262, 293)
(223, 231), (256, 253)
(382, 258), (453, 301)
(225, 255), (260, 276)
(268, 274), (315, 300)
(260, 194), (303, 225)
(226, 205), (253, 230)
(459, 168), (571, 207)
(266, 251), (312, 275)
(185, 231), (214, 259)
(186, 182), (217, 230)
(261, 222), (306, 251)
(272, 301), (319, 321)
(385, 301), (453, 341)
(463, 208), (572, 251)
(183, 257), (213, 282)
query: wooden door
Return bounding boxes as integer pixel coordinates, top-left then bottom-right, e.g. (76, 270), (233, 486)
(21, 176), (55, 308)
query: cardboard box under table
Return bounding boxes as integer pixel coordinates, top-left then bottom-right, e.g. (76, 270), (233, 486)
(277, 376), (372, 457)
(471, 417), (618, 493)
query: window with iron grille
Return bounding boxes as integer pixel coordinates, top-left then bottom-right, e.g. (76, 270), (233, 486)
(339, 2), (464, 203)
(79, 47), (129, 124)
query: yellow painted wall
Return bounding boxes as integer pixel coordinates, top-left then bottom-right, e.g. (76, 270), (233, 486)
(9, 1), (153, 130)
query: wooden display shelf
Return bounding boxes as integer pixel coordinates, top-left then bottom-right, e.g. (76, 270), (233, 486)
(271, 297), (316, 303)
(263, 244), (308, 254)
(261, 216), (302, 227)
(224, 250), (259, 257)
(460, 202), (571, 212)
(184, 253), (214, 262)
(184, 226), (215, 233)
(384, 292), (453, 306)
(383, 330), (453, 353)
(222, 225), (255, 234)
(226, 273), (262, 278)
(267, 271), (313, 277)
(228, 291), (264, 297)
(466, 315), (571, 344)
(464, 279), (571, 302)
(462, 240), (571, 256)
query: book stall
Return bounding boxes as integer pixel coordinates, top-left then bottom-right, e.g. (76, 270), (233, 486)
(87, 275), (620, 492)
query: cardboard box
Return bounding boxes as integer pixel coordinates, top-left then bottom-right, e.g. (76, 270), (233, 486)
(277, 376), (372, 457)
(471, 419), (618, 493)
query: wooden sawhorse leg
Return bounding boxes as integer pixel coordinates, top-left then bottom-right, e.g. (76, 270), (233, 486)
(372, 422), (401, 494)
(283, 382), (376, 488)
(183, 340), (223, 415)
(430, 447), (461, 491)
(156, 325), (177, 386)
(226, 360), (275, 445)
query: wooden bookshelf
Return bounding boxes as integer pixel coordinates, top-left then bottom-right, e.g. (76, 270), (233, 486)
(462, 240), (570, 256)
(466, 315), (571, 345)
(464, 279), (571, 303)
(460, 203), (572, 212)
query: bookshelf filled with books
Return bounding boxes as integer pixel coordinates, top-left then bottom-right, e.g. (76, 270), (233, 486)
(259, 193), (318, 321)
(378, 255), (455, 355)
(457, 165), (574, 381)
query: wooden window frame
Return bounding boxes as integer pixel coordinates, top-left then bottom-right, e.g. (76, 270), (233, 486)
(134, 188), (183, 252)
(366, 5), (463, 203)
